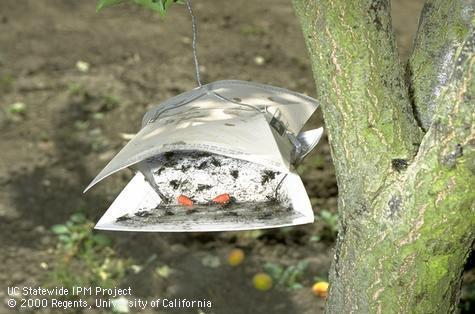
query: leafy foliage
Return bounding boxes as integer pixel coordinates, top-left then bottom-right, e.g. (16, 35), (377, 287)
(5, 102), (27, 122)
(52, 213), (111, 250)
(318, 209), (339, 240)
(263, 260), (309, 290)
(96, 0), (185, 15)
(49, 213), (131, 294)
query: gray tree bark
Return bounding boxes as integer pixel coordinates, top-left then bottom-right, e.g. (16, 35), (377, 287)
(292, 0), (474, 312)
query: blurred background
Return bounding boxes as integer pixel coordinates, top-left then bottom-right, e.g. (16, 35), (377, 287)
(0, 0), (473, 313)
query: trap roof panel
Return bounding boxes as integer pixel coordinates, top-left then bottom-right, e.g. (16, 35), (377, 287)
(85, 80), (320, 193)
(142, 80), (319, 134)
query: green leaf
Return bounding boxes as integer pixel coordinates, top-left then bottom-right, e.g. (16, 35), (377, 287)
(133, 0), (181, 15)
(145, 254), (158, 264)
(52, 224), (69, 234)
(96, 0), (126, 12)
(320, 209), (332, 220)
(155, 265), (172, 278)
(289, 283), (303, 290)
(97, 0), (183, 15)
(263, 262), (284, 279)
(70, 212), (86, 224)
(58, 234), (70, 243)
(93, 234), (112, 247)
(7, 102), (27, 115)
(310, 235), (321, 242)
(296, 260), (309, 272)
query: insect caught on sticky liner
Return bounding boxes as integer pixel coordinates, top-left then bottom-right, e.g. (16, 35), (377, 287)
(169, 179), (189, 190)
(230, 170), (239, 179)
(135, 211), (152, 217)
(261, 170), (278, 185)
(196, 161), (209, 170)
(154, 167), (165, 176)
(197, 184), (212, 191)
(116, 214), (131, 222)
(210, 157), (221, 167)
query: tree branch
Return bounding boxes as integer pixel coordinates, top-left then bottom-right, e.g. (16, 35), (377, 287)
(363, 33), (475, 312)
(408, 0), (474, 131)
(292, 0), (423, 202)
(417, 28), (474, 163)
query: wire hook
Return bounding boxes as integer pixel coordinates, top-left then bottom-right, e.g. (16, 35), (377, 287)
(185, 0), (202, 87)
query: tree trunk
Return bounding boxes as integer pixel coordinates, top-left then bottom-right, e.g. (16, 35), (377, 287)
(292, 0), (475, 312)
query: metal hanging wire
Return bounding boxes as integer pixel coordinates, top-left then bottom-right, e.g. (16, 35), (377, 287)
(185, 0), (202, 87)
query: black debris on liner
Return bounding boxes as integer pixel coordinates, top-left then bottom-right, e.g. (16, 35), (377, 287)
(165, 160), (178, 167)
(210, 157), (221, 167)
(181, 164), (191, 172)
(135, 211), (152, 217)
(116, 214), (131, 222)
(150, 150), (287, 205)
(257, 211), (273, 220)
(221, 196), (237, 209)
(197, 184), (212, 191)
(265, 195), (279, 204)
(196, 161), (208, 169)
(224, 211), (239, 217)
(169, 180), (181, 189)
(195, 151), (211, 158)
(164, 151), (174, 160)
(115, 201), (298, 227)
(154, 167), (165, 175)
(261, 170), (278, 185)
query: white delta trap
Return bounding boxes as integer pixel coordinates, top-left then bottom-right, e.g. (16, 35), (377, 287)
(84, 80), (323, 232)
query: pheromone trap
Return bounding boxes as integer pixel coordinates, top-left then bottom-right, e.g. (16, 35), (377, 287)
(84, 0), (323, 232)
(84, 80), (323, 231)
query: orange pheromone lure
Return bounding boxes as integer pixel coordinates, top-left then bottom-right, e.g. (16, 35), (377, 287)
(212, 193), (231, 204)
(178, 195), (194, 207)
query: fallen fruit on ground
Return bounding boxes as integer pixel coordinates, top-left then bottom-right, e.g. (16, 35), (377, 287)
(227, 248), (245, 266)
(312, 281), (329, 298)
(253, 272), (272, 291)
